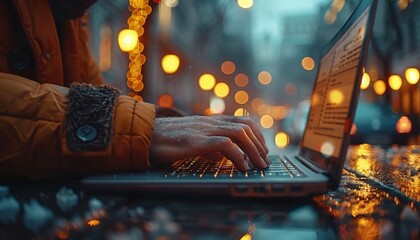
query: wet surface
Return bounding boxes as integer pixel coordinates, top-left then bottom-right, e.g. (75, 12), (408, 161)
(0, 145), (419, 240)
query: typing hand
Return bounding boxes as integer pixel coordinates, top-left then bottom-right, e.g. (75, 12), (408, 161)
(149, 115), (270, 171)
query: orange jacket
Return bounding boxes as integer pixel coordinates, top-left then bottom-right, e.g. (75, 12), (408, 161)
(0, 0), (156, 179)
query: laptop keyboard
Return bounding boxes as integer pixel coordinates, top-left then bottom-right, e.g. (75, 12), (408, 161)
(165, 155), (306, 179)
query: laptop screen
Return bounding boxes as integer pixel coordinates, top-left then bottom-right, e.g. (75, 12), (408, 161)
(300, 0), (377, 182)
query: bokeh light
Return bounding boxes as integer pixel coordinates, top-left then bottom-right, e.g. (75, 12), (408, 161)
(258, 71), (272, 85)
(210, 97), (225, 114)
(388, 75), (402, 90)
(214, 82), (230, 98)
(285, 83), (297, 95)
(251, 98), (264, 111)
(237, 0), (253, 9)
(221, 61), (236, 75)
(158, 94), (174, 108)
(373, 80), (386, 95)
(301, 57), (315, 71)
(328, 89), (344, 104)
(320, 142), (334, 158)
(234, 91), (249, 105)
(260, 115), (274, 129)
(275, 132), (289, 149)
(199, 74), (216, 90)
(118, 29), (138, 52)
(396, 116), (412, 133)
(234, 73), (249, 87)
(234, 108), (247, 116)
(161, 54), (180, 74)
(405, 68), (419, 85)
(360, 72), (371, 89)
(272, 106), (288, 120)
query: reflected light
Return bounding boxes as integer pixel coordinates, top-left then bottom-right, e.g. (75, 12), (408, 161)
(405, 68), (419, 84)
(258, 71), (272, 85)
(373, 80), (386, 95)
(311, 93), (320, 106)
(199, 74), (216, 90)
(214, 82), (230, 98)
(237, 0), (253, 9)
(210, 97), (225, 114)
(328, 89), (344, 104)
(350, 123), (357, 135)
(275, 132), (289, 149)
(301, 57), (315, 71)
(221, 61), (236, 75)
(234, 91), (249, 104)
(234, 108), (247, 116)
(331, 0), (345, 13)
(158, 94), (174, 108)
(398, 0), (409, 10)
(324, 9), (337, 25)
(355, 158), (372, 175)
(360, 72), (371, 89)
(118, 29), (138, 52)
(260, 115), (274, 129)
(235, 73), (249, 87)
(87, 219), (100, 227)
(320, 142), (334, 157)
(240, 233), (252, 240)
(396, 116), (412, 133)
(161, 54), (180, 74)
(388, 75), (402, 90)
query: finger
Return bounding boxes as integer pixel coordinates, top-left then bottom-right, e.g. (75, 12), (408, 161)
(210, 115), (269, 153)
(209, 124), (268, 169)
(196, 136), (250, 171)
(224, 121), (268, 163)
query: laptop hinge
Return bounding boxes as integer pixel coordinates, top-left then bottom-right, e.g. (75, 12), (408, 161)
(295, 155), (329, 176)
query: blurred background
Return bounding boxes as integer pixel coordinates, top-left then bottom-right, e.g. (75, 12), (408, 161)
(87, 0), (420, 151)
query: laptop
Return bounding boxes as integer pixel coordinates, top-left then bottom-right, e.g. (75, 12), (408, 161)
(82, 0), (378, 197)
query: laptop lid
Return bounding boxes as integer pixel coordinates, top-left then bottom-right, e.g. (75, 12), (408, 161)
(298, 0), (378, 188)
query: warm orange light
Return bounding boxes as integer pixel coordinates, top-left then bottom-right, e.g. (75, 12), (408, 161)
(405, 68), (419, 85)
(234, 73), (249, 87)
(329, 89), (344, 104)
(373, 80), (386, 95)
(161, 54), (180, 74)
(389, 75), (402, 90)
(199, 74), (216, 90)
(251, 98), (264, 111)
(234, 91), (249, 105)
(87, 219), (100, 227)
(360, 72), (371, 89)
(272, 106), (288, 120)
(301, 57), (315, 71)
(118, 29), (138, 52)
(350, 123), (357, 135)
(331, 0), (345, 13)
(275, 132), (289, 148)
(240, 233), (252, 240)
(132, 81), (144, 92)
(398, 0), (409, 10)
(260, 115), (274, 129)
(258, 71), (272, 85)
(234, 108), (247, 116)
(237, 0), (253, 9)
(396, 116), (412, 133)
(221, 61), (236, 75)
(214, 82), (230, 98)
(158, 94), (174, 108)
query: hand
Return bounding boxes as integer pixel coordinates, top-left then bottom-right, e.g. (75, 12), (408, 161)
(149, 115), (270, 171)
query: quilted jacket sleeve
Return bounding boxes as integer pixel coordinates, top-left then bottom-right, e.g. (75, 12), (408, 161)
(0, 72), (155, 180)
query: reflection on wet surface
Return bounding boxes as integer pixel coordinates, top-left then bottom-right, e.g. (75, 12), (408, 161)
(0, 145), (419, 239)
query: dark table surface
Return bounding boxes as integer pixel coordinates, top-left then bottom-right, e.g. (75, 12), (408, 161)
(0, 144), (419, 240)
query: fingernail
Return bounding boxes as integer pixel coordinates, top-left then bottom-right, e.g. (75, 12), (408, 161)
(265, 156), (271, 165)
(260, 157), (268, 168)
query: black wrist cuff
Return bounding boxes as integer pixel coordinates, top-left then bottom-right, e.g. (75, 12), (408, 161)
(66, 83), (120, 152)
